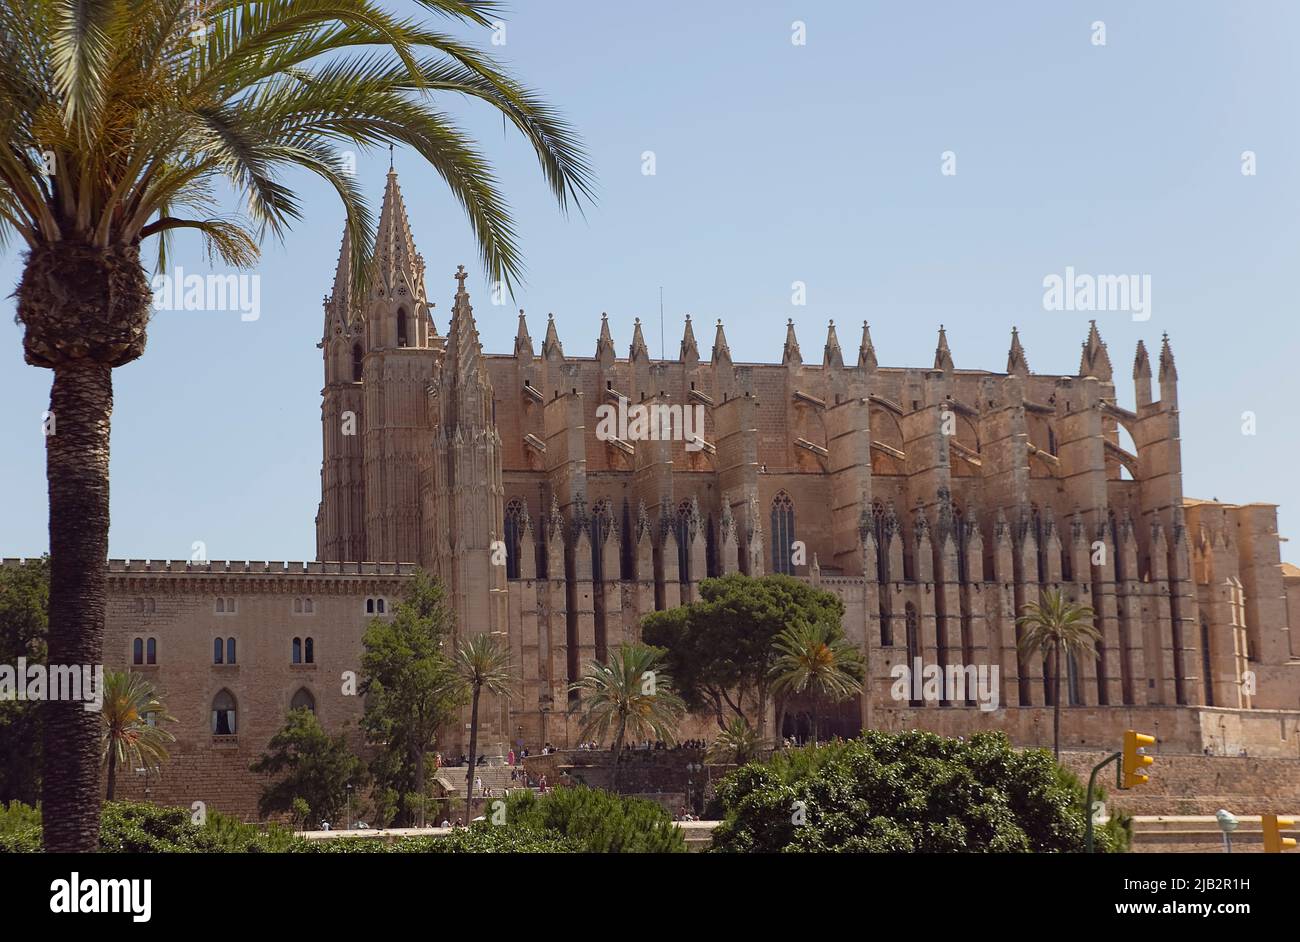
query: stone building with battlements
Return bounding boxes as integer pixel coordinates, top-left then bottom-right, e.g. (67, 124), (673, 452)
(8, 169), (1299, 819)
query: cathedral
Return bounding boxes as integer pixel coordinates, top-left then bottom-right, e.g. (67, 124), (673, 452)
(28, 169), (1296, 818)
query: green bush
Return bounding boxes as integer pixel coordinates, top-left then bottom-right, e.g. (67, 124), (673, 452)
(294, 823), (578, 853)
(503, 786), (685, 853)
(710, 730), (1127, 853)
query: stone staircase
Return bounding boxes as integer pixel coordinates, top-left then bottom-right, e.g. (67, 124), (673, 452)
(434, 763), (528, 800)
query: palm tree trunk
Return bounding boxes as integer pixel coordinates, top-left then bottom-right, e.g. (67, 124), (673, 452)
(41, 362), (113, 852)
(812, 700), (820, 746)
(105, 748), (117, 801)
(1053, 646), (1062, 760)
(465, 686), (481, 818)
(611, 715), (628, 792)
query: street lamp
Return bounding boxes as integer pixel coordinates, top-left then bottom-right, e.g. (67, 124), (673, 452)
(1215, 808), (1238, 853)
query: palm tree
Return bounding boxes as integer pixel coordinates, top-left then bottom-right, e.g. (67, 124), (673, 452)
(569, 644), (685, 792)
(705, 716), (764, 767)
(100, 670), (175, 800)
(2, 0), (592, 850)
(769, 621), (865, 746)
(1017, 588), (1101, 759)
(453, 632), (512, 818)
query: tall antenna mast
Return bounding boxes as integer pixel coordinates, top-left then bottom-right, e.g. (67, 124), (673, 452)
(659, 286), (665, 360)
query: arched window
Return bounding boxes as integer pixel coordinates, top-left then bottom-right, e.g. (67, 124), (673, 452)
(352, 343), (363, 382)
(305, 637), (314, 664)
(770, 491), (796, 575)
(291, 688), (316, 714)
(504, 498), (525, 580)
(905, 603), (921, 706)
(366, 598), (375, 614)
(675, 499), (693, 580)
(304, 598), (313, 614)
(397, 308), (409, 347)
(133, 638), (144, 665)
(376, 598), (385, 614)
(146, 638), (156, 665)
(212, 690), (237, 735)
(226, 638), (237, 664)
(591, 499), (613, 583)
(213, 637), (224, 664)
(215, 598), (225, 614)
(292, 637), (302, 664)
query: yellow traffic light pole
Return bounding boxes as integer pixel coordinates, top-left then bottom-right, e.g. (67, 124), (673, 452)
(1085, 730), (1156, 853)
(1262, 814), (1297, 853)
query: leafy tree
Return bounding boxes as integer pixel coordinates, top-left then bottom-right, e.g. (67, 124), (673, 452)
(2, 0), (593, 851)
(453, 632), (513, 816)
(360, 573), (465, 824)
(0, 558), (48, 805)
(503, 786), (686, 853)
(641, 573), (844, 736)
(769, 620), (864, 745)
(569, 644), (685, 791)
(1017, 589), (1101, 758)
(710, 730), (1126, 853)
(100, 670), (175, 799)
(250, 707), (366, 828)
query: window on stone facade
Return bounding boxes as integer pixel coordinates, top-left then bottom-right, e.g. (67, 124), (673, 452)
(145, 598), (155, 614)
(377, 598), (385, 614)
(133, 638), (144, 665)
(305, 637), (314, 663)
(304, 598), (313, 614)
(294, 598), (302, 614)
(216, 598), (224, 614)
(146, 637), (156, 665)
(397, 308), (409, 347)
(675, 500), (693, 581)
(227, 637), (236, 664)
(905, 603), (920, 706)
(1201, 618), (1215, 707)
(212, 690), (237, 735)
(352, 343), (363, 382)
(504, 498), (525, 579)
(366, 598), (374, 614)
(770, 491), (796, 575)
(213, 637), (224, 664)
(291, 687), (316, 713)
(591, 499), (612, 584)
(292, 637), (302, 664)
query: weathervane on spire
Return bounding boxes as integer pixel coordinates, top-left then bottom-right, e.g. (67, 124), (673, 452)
(388, 142), (394, 171)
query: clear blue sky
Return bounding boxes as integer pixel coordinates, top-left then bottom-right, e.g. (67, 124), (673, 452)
(2, 0), (1298, 563)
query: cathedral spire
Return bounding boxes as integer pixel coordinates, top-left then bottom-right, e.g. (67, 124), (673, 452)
(630, 317), (649, 361)
(1133, 339), (1151, 379)
(374, 169), (425, 302)
(515, 309), (534, 358)
(1158, 332), (1177, 382)
(1079, 319), (1112, 381)
(445, 265), (483, 381)
(1007, 326), (1029, 376)
(823, 320), (843, 369)
(712, 319), (731, 363)
(934, 324), (953, 372)
(782, 318), (802, 366)
(858, 321), (877, 371)
(595, 312), (615, 362)
(542, 313), (564, 359)
(324, 224), (353, 340)
(680, 314), (699, 363)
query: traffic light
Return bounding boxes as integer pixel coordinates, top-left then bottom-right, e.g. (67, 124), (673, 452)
(1262, 814), (1297, 853)
(1122, 730), (1155, 788)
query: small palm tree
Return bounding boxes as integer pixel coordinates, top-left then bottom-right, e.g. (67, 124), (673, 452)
(100, 670), (175, 800)
(3, 0), (592, 851)
(1017, 588), (1101, 758)
(454, 632), (512, 816)
(569, 644), (685, 791)
(705, 716), (764, 766)
(770, 622), (865, 746)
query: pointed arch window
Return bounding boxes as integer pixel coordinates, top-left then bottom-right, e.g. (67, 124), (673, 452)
(675, 500), (694, 580)
(291, 687), (316, 714)
(591, 499), (613, 583)
(904, 603), (921, 706)
(292, 637), (303, 664)
(397, 307), (409, 347)
(226, 638), (236, 664)
(212, 690), (237, 735)
(133, 638), (144, 665)
(305, 637), (314, 664)
(504, 498), (526, 579)
(213, 637), (224, 664)
(352, 343), (363, 382)
(146, 637), (156, 665)
(770, 491), (796, 575)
